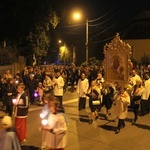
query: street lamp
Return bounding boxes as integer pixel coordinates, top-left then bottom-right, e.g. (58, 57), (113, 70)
(59, 43), (68, 65)
(58, 40), (62, 44)
(85, 19), (88, 65)
(73, 12), (89, 65)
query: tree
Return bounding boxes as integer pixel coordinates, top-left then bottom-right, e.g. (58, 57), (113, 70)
(0, 44), (17, 65)
(81, 57), (101, 67)
(0, 0), (60, 65)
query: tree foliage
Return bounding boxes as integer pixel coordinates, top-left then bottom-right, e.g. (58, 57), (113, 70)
(81, 57), (101, 67)
(0, 45), (17, 65)
(0, 0), (60, 65)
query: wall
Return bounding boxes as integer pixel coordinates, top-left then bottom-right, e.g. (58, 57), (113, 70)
(124, 39), (150, 62)
(0, 56), (26, 77)
(0, 65), (15, 77)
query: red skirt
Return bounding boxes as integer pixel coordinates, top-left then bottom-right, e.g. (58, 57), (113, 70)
(15, 117), (27, 142)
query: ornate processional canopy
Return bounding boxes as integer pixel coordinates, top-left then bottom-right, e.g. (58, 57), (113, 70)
(102, 33), (132, 84)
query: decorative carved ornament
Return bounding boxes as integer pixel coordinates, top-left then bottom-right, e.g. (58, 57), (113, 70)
(102, 33), (132, 84)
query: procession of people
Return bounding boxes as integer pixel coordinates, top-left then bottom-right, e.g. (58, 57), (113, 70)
(0, 63), (150, 149)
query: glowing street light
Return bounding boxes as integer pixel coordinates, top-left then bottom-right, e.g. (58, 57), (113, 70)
(72, 11), (88, 65)
(59, 43), (68, 64)
(58, 40), (62, 44)
(73, 12), (82, 20)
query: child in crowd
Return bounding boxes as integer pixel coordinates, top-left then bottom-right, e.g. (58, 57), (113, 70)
(39, 93), (53, 149)
(0, 116), (21, 150)
(36, 82), (44, 104)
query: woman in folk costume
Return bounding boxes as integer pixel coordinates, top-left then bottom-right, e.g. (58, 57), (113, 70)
(86, 80), (101, 124)
(42, 98), (68, 150)
(13, 83), (29, 143)
(131, 79), (144, 125)
(113, 85), (130, 134)
(76, 72), (89, 111)
(0, 116), (21, 150)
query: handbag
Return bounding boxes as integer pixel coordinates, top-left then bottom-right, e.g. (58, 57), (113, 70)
(132, 95), (141, 105)
(44, 86), (53, 92)
(132, 95), (141, 101)
(92, 99), (100, 105)
(134, 100), (141, 105)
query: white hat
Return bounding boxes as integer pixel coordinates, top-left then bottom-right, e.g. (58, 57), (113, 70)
(1, 116), (12, 127)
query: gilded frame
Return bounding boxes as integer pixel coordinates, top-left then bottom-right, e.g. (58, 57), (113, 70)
(102, 33), (132, 84)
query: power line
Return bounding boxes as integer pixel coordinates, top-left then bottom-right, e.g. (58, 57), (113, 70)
(88, 7), (116, 23)
(91, 23), (117, 39)
(92, 26), (131, 43)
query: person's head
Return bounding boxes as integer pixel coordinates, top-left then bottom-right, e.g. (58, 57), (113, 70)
(143, 73), (149, 80)
(97, 72), (102, 79)
(131, 69), (137, 76)
(45, 74), (50, 80)
(6, 70), (11, 74)
(38, 82), (42, 88)
(43, 93), (54, 104)
(55, 71), (60, 78)
(29, 73), (34, 80)
(91, 80), (96, 86)
(135, 79), (142, 86)
(15, 73), (20, 79)
(118, 85), (126, 94)
(7, 78), (14, 84)
(49, 98), (60, 113)
(114, 82), (118, 87)
(17, 83), (25, 93)
(29, 67), (34, 72)
(81, 73), (86, 79)
(1, 116), (12, 130)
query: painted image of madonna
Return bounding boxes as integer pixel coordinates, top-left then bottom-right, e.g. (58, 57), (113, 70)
(109, 55), (125, 81)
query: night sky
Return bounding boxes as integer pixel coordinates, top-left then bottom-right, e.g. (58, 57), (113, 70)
(54, 0), (150, 64)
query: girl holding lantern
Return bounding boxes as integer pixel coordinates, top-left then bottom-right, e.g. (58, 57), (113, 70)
(13, 83), (29, 144)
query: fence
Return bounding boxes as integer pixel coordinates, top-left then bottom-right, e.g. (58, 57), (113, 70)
(0, 64), (16, 77)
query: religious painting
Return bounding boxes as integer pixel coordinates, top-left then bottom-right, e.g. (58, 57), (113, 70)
(102, 33), (132, 84)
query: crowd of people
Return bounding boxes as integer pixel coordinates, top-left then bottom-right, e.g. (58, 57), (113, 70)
(0, 63), (150, 149)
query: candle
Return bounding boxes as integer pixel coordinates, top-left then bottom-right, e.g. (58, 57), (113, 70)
(42, 119), (48, 126)
(12, 99), (17, 104)
(40, 113), (45, 119)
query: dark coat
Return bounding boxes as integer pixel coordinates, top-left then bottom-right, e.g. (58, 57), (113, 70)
(3, 84), (16, 105)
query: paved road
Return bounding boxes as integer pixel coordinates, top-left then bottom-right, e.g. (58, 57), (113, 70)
(1, 90), (150, 150)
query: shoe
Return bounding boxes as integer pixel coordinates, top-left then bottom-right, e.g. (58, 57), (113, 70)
(20, 139), (26, 145)
(132, 120), (136, 125)
(105, 114), (108, 119)
(78, 109), (82, 111)
(39, 101), (44, 105)
(89, 119), (93, 124)
(120, 125), (125, 129)
(95, 116), (98, 120)
(115, 129), (120, 134)
(139, 112), (146, 116)
(40, 146), (46, 150)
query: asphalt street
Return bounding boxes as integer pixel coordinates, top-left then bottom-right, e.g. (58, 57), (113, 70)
(0, 88), (150, 150)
